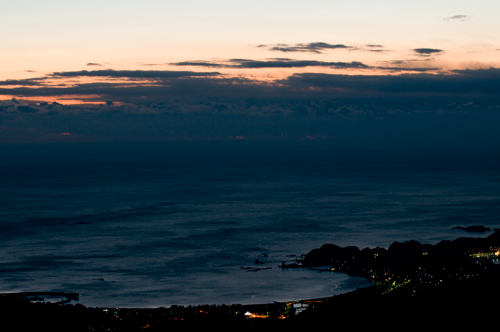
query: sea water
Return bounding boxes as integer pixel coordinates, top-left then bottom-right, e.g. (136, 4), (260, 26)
(1, 141), (499, 307)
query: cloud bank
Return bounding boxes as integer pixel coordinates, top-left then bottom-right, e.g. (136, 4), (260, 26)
(2, 68), (499, 106)
(1, 57), (499, 147)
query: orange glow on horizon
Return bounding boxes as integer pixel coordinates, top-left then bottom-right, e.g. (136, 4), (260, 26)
(1, 51), (499, 106)
(0, 95), (109, 106)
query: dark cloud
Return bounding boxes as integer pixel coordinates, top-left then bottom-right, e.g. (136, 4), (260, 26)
(0, 78), (46, 86)
(171, 61), (225, 68)
(452, 67), (500, 78)
(172, 58), (369, 69)
(281, 69), (500, 96)
(87, 63), (104, 66)
(2, 95), (499, 149)
(413, 48), (444, 56)
(24, 70), (36, 73)
(17, 105), (40, 113)
(413, 48), (442, 54)
(49, 70), (221, 78)
(1, 69), (499, 148)
(2, 68), (499, 110)
(260, 42), (351, 54)
(444, 15), (469, 22)
(0, 76), (256, 105)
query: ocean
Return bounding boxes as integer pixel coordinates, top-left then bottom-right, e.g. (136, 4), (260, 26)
(1, 141), (499, 307)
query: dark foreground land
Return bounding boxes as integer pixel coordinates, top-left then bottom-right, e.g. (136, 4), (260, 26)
(3, 230), (500, 331)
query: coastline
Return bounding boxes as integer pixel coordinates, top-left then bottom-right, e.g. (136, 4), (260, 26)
(3, 230), (499, 330)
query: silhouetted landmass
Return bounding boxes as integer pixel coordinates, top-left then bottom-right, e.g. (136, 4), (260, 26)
(2, 231), (500, 330)
(452, 225), (491, 232)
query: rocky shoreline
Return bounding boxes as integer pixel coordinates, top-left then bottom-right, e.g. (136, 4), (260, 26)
(284, 228), (500, 288)
(3, 230), (499, 330)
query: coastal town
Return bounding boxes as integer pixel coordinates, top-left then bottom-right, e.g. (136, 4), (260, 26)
(2, 228), (500, 330)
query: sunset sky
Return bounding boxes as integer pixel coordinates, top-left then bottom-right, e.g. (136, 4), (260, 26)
(2, 0), (500, 146)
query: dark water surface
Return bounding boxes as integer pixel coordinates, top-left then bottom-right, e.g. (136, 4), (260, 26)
(1, 141), (499, 307)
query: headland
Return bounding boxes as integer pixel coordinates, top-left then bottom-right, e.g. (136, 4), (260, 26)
(3, 230), (500, 330)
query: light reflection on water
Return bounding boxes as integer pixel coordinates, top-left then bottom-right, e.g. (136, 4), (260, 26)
(1, 143), (499, 307)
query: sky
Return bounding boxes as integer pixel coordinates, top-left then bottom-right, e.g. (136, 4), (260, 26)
(1, 0), (500, 147)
